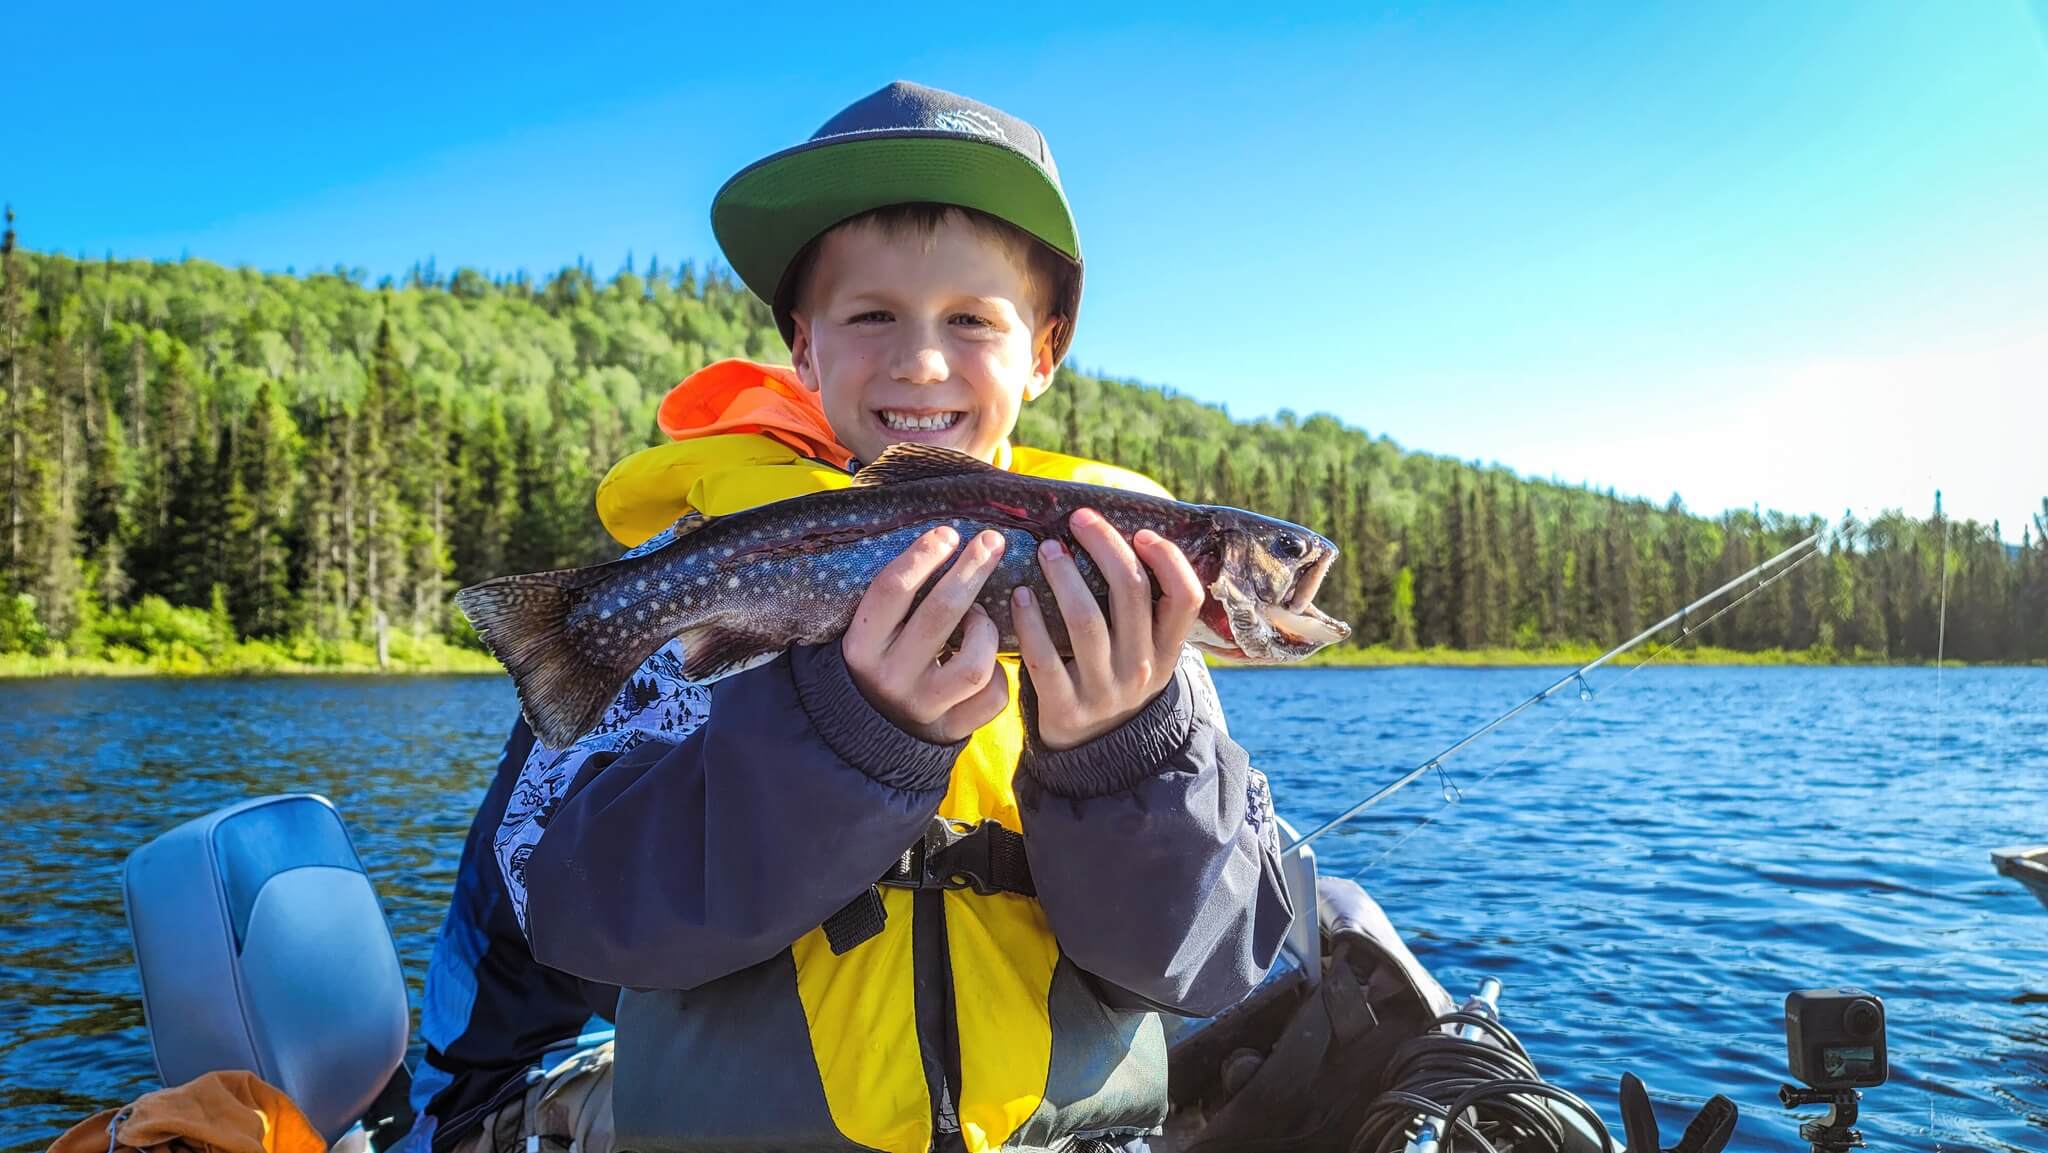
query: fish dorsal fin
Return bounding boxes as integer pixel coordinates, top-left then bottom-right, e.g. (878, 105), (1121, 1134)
(624, 512), (710, 558)
(851, 444), (999, 487)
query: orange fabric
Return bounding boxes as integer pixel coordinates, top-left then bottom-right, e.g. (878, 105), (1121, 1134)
(656, 359), (855, 469)
(47, 1071), (325, 1153)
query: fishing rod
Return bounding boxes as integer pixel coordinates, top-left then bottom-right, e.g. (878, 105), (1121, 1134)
(1286, 531), (1822, 856)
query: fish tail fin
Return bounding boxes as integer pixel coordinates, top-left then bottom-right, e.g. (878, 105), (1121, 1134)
(455, 564), (653, 748)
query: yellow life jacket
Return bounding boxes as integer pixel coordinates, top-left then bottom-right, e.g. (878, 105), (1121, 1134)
(597, 365), (1172, 1153)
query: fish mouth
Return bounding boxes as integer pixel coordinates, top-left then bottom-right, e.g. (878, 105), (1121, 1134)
(1284, 550), (1334, 612)
(1264, 550), (1349, 648)
(1263, 600), (1350, 647)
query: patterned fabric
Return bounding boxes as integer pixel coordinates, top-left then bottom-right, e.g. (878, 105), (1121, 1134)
(496, 522), (712, 931)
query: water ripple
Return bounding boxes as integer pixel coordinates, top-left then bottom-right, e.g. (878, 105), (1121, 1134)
(0, 667), (2043, 1152)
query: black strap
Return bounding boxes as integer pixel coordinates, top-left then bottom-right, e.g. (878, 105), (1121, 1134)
(1621, 1072), (1740, 1153)
(823, 886), (889, 954)
(1673, 1094), (1739, 1153)
(1620, 1072), (1662, 1153)
(821, 818), (1036, 954)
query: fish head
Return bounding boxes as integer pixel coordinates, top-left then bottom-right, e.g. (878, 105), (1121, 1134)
(1189, 510), (1351, 661)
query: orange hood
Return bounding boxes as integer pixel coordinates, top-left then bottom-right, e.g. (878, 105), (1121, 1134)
(655, 359), (854, 471)
(596, 358), (1168, 547)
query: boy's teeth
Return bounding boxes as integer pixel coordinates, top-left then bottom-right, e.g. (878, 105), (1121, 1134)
(880, 410), (961, 431)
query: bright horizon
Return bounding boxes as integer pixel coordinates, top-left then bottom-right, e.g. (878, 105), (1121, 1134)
(9, 3), (2046, 537)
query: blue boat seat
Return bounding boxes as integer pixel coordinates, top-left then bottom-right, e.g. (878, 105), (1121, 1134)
(123, 794), (409, 1144)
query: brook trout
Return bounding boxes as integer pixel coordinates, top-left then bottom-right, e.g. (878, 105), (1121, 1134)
(456, 444), (1349, 747)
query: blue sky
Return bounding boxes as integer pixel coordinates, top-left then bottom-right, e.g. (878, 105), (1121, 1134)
(9, 2), (2046, 536)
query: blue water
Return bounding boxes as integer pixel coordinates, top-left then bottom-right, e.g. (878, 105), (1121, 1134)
(1, 668), (2043, 1152)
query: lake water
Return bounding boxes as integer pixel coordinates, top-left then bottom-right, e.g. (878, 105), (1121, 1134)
(1, 667), (2043, 1152)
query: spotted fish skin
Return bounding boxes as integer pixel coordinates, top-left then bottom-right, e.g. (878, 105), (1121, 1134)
(455, 444), (1348, 747)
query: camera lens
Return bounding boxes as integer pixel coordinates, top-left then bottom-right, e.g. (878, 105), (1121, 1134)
(1845, 999), (1881, 1038)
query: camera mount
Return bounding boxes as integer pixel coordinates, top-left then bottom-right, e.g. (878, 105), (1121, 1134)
(1778, 1084), (1863, 1152)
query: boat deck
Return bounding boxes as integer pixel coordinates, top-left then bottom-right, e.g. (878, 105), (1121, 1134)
(1992, 845), (2048, 911)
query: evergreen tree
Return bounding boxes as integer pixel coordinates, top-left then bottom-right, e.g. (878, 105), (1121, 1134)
(165, 416), (224, 607)
(1211, 446), (1238, 508)
(358, 313), (409, 626)
(227, 381), (292, 635)
(452, 399), (519, 586)
(1510, 492), (1544, 643)
(2, 206), (23, 596)
(1063, 389), (1086, 460)
(82, 392), (131, 604)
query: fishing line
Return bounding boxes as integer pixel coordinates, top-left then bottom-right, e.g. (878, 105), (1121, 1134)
(1344, 542), (1826, 878)
(1347, 701), (1585, 880)
(1290, 533), (1821, 857)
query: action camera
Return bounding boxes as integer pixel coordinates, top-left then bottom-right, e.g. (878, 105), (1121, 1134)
(1785, 988), (1887, 1090)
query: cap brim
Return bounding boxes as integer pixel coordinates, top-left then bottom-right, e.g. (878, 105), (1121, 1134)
(712, 132), (1081, 345)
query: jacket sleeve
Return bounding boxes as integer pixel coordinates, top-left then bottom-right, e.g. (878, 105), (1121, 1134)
(1016, 648), (1295, 1019)
(506, 641), (959, 990)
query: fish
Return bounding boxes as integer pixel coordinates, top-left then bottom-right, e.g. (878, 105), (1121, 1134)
(455, 443), (1350, 747)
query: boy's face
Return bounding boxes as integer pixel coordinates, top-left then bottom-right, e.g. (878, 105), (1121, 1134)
(790, 213), (1058, 467)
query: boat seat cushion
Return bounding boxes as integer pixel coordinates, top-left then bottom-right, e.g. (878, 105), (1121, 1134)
(124, 794), (408, 1143)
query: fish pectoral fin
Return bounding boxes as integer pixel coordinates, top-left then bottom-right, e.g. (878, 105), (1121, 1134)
(677, 621), (787, 684)
(850, 443), (998, 487)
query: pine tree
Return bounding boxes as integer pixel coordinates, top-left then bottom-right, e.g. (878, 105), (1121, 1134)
(1063, 389), (1086, 460)
(358, 313), (409, 628)
(1480, 482), (1510, 647)
(298, 401), (344, 639)
(1211, 446), (1237, 508)
(1510, 493), (1544, 643)
(1348, 481), (1394, 646)
(451, 399), (519, 585)
(2, 206), (22, 596)
(1603, 503), (1640, 644)
(82, 392), (130, 604)
(227, 381), (292, 635)
(1444, 480), (1478, 648)
(165, 416), (224, 607)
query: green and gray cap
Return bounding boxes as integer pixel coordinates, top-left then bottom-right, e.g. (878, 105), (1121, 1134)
(712, 80), (1083, 361)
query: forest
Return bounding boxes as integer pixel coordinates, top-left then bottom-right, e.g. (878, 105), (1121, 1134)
(2, 208), (2043, 671)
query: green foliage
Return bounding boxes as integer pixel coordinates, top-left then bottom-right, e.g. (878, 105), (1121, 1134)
(0, 216), (2042, 670)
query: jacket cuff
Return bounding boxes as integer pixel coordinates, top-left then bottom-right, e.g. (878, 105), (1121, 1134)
(789, 642), (963, 793)
(1021, 666), (1195, 799)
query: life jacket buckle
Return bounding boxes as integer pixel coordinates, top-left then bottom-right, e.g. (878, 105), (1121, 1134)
(879, 818), (1014, 896)
(824, 818), (1035, 954)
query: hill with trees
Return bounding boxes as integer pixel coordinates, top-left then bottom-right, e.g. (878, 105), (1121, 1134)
(2, 209), (2042, 671)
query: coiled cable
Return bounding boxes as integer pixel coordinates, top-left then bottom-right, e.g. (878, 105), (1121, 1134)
(1351, 1009), (1616, 1153)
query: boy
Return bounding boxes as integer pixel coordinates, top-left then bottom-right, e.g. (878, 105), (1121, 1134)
(420, 81), (1293, 1153)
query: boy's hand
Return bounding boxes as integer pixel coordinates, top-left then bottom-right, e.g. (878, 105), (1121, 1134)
(1013, 509), (1204, 751)
(843, 526), (1011, 744)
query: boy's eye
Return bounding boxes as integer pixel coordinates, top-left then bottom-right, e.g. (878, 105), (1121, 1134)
(949, 313), (993, 328)
(848, 310), (892, 324)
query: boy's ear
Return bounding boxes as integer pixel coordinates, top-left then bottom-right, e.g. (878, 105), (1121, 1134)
(789, 311), (821, 393)
(1024, 318), (1061, 401)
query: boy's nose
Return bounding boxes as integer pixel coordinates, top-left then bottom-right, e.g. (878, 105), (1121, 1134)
(892, 332), (949, 385)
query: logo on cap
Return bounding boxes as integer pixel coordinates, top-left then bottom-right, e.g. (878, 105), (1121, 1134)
(932, 109), (1006, 143)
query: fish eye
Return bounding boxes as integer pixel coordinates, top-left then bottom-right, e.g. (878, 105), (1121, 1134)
(1273, 533), (1307, 561)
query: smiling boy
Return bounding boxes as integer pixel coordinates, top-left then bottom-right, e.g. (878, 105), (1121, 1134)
(420, 82), (1293, 1153)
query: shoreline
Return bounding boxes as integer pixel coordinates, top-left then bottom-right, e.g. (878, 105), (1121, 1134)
(2, 645), (2014, 679)
(0, 647), (504, 679)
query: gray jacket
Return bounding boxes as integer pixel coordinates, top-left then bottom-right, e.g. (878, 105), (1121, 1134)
(498, 640), (1293, 1151)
